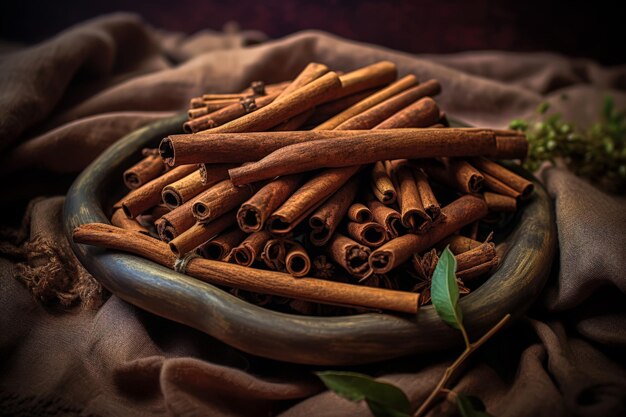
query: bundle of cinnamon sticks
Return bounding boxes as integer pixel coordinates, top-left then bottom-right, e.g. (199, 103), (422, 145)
(74, 60), (534, 315)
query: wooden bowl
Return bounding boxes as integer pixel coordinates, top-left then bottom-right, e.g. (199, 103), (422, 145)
(64, 114), (556, 365)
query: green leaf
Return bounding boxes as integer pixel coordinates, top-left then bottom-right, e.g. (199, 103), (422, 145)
(456, 393), (493, 417)
(430, 247), (463, 330)
(316, 371), (411, 417)
(536, 102), (550, 114)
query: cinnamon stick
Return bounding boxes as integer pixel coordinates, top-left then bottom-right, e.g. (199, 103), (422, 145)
(392, 161), (431, 232)
(307, 88), (378, 126)
(366, 194), (406, 239)
(455, 240), (499, 281)
(484, 191), (517, 212)
(120, 165), (197, 218)
(198, 227), (247, 261)
(270, 108), (314, 131)
(315, 74), (418, 130)
(371, 161), (397, 205)
(73, 223), (420, 313)
(275, 62), (329, 99)
(335, 80), (441, 130)
(285, 241), (312, 277)
(480, 171), (520, 199)
(155, 192), (206, 242)
(197, 163), (239, 185)
(346, 221), (387, 248)
(169, 211), (237, 256)
(110, 208), (150, 236)
(334, 61), (397, 99)
(188, 100), (240, 118)
(440, 235), (483, 255)
(327, 233), (372, 280)
(230, 230), (272, 267)
(123, 151), (165, 190)
(347, 203), (373, 223)
(308, 175), (360, 246)
(414, 168), (442, 222)
(192, 179), (260, 223)
(228, 128), (505, 186)
(470, 157), (534, 199)
(373, 96), (441, 129)
(369, 195), (488, 273)
(261, 238), (289, 271)
(237, 174), (304, 233)
(418, 158), (484, 194)
(198, 72), (342, 133)
(267, 166), (360, 235)
(161, 170), (215, 209)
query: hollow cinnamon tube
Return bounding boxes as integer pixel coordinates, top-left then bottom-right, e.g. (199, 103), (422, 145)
(440, 235), (483, 255)
(230, 230), (271, 267)
(285, 242), (312, 277)
(373, 96), (441, 129)
(456, 241), (499, 281)
(327, 233), (372, 280)
(480, 171), (520, 199)
(123, 151), (165, 190)
(346, 221), (387, 248)
(470, 157), (534, 199)
(335, 80), (441, 130)
(120, 165), (197, 218)
(307, 89), (378, 126)
(161, 170), (214, 210)
(261, 238), (289, 271)
(371, 161), (396, 205)
(309, 175), (360, 246)
(369, 195), (488, 274)
(198, 227), (247, 261)
(228, 129), (501, 186)
(391, 161), (430, 232)
(188, 100), (240, 118)
(315, 74), (417, 130)
(149, 204), (170, 220)
(418, 159), (484, 194)
(155, 192), (205, 242)
(275, 62), (329, 99)
(192, 180), (260, 223)
(183, 93), (278, 133)
(267, 166), (360, 236)
(237, 174), (304, 233)
(414, 168), (442, 222)
(73, 223), (420, 313)
(366, 194), (406, 239)
(347, 203), (373, 223)
(335, 61), (397, 99)
(199, 72), (342, 133)
(111, 208), (150, 236)
(197, 163), (239, 185)
(169, 211), (237, 256)
(484, 191), (517, 212)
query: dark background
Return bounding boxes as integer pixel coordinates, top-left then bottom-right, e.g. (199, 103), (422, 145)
(1, 0), (625, 65)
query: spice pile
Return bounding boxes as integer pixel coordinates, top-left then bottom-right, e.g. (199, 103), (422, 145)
(73, 61), (533, 315)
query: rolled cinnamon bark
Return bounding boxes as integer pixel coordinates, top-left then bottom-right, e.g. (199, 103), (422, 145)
(285, 242), (312, 277)
(327, 233), (372, 280)
(123, 151), (165, 190)
(168, 211), (237, 256)
(198, 227), (247, 261)
(392, 161), (430, 232)
(183, 93), (278, 133)
(440, 234), (483, 255)
(120, 165), (197, 218)
(275, 62), (329, 99)
(346, 221), (387, 248)
(192, 179), (260, 223)
(456, 240), (499, 281)
(198, 72), (342, 133)
(188, 100), (240, 118)
(155, 192), (205, 242)
(73, 223), (421, 313)
(374, 96), (441, 129)
(470, 157), (534, 199)
(366, 194), (406, 238)
(270, 108), (314, 131)
(336, 80), (441, 130)
(268, 166), (360, 235)
(149, 204), (170, 220)
(414, 168), (442, 222)
(484, 191), (517, 212)
(228, 128), (510, 186)
(230, 230), (272, 267)
(315, 74), (418, 130)
(307, 88), (378, 126)
(347, 203), (373, 223)
(418, 159), (484, 194)
(309, 175), (360, 246)
(480, 171), (520, 199)
(335, 61), (397, 99)
(371, 161), (396, 205)
(261, 238), (289, 271)
(161, 170), (215, 210)
(197, 163), (238, 186)
(369, 195), (488, 274)
(237, 174), (304, 233)
(111, 208), (150, 235)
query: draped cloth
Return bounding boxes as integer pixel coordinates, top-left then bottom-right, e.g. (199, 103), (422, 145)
(1, 13), (625, 417)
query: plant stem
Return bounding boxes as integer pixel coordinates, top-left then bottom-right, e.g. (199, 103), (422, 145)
(413, 314), (511, 417)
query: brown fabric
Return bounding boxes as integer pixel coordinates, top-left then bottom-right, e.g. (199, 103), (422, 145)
(1, 13), (625, 417)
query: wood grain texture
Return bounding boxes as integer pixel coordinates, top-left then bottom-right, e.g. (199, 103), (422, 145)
(64, 112), (556, 365)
